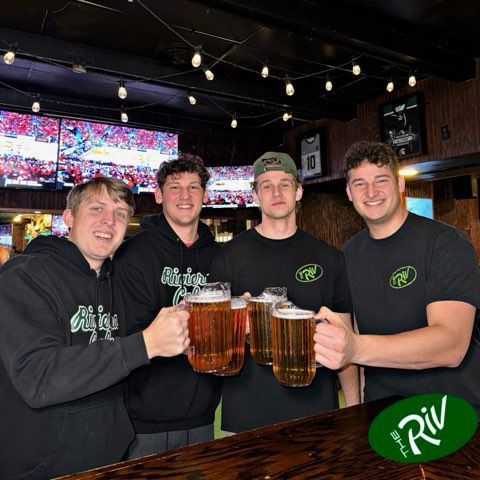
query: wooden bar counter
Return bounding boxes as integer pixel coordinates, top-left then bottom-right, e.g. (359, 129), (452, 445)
(58, 398), (479, 480)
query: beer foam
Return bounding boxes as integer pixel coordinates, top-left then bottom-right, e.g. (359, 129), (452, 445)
(272, 308), (315, 319)
(231, 297), (248, 309)
(187, 291), (231, 303)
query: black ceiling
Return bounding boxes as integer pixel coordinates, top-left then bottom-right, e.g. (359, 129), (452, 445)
(0, 0), (478, 143)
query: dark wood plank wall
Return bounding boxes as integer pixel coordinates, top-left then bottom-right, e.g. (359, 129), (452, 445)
(287, 64), (480, 253)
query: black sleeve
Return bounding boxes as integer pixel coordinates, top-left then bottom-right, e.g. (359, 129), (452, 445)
(114, 240), (158, 335)
(332, 250), (353, 313)
(0, 264), (148, 409)
(426, 228), (480, 308)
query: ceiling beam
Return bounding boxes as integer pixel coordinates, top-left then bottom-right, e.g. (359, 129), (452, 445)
(191, 0), (476, 82)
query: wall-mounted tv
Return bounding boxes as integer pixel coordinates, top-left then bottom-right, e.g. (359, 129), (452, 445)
(204, 166), (256, 208)
(52, 214), (69, 237)
(406, 197), (434, 219)
(0, 110), (59, 190)
(57, 119), (178, 193)
(0, 223), (12, 247)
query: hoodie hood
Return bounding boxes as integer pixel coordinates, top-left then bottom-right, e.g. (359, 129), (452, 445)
(140, 212), (216, 250)
(25, 235), (112, 278)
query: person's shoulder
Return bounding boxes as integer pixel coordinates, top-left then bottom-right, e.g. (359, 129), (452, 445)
(0, 252), (48, 280)
(297, 229), (342, 255)
(220, 229), (255, 251)
(341, 228), (369, 254)
(410, 214), (470, 243)
(115, 229), (156, 257)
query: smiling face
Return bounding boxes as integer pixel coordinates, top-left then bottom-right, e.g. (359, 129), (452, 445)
(63, 186), (130, 271)
(346, 160), (405, 229)
(253, 170), (303, 221)
(155, 171), (208, 228)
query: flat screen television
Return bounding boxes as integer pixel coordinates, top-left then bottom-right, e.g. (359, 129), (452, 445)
(57, 119), (178, 193)
(406, 197), (434, 219)
(0, 110), (59, 190)
(52, 214), (70, 237)
(204, 166), (256, 208)
(0, 224), (12, 247)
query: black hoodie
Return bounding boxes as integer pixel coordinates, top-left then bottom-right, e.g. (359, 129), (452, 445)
(114, 213), (221, 433)
(0, 236), (149, 480)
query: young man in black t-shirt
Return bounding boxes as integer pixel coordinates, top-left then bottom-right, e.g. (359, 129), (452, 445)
(314, 141), (480, 412)
(210, 152), (359, 433)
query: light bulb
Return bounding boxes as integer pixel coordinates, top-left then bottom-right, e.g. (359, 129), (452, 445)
(4, 50), (15, 65)
(352, 63), (361, 75)
(188, 94), (196, 105)
(282, 112), (292, 122)
(118, 80), (127, 99)
(285, 76), (294, 96)
(386, 81), (394, 92)
(204, 68), (214, 81)
(261, 65), (269, 78)
(231, 116), (237, 128)
(191, 48), (202, 68)
(325, 79), (333, 91)
(121, 110), (128, 123)
(408, 74), (416, 87)
(31, 100), (40, 113)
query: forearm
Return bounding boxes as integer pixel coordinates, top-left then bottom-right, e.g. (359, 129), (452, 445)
(353, 324), (467, 369)
(337, 363), (360, 406)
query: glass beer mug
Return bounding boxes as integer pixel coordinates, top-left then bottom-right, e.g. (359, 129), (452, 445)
(185, 282), (232, 373)
(215, 296), (248, 376)
(271, 301), (316, 387)
(248, 287), (287, 365)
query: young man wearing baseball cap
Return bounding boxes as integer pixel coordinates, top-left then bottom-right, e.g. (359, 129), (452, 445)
(210, 152), (359, 433)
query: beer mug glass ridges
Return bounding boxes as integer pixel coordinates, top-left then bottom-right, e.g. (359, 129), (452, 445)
(271, 302), (316, 387)
(215, 296), (248, 376)
(248, 287), (287, 365)
(186, 282), (232, 373)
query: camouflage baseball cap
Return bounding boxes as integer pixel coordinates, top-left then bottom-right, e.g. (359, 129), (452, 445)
(253, 152), (298, 179)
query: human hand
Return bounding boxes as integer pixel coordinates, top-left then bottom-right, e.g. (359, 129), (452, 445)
(313, 306), (356, 370)
(143, 306), (190, 359)
(243, 291), (251, 335)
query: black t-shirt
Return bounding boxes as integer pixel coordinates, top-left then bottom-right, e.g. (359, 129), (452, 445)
(342, 213), (480, 411)
(210, 227), (352, 432)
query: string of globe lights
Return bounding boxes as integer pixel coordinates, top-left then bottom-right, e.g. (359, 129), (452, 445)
(1, 1), (422, 128)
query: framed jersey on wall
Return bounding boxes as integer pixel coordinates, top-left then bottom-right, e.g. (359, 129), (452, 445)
(379, 92), (426, 158)
(300, 129), (325, 179)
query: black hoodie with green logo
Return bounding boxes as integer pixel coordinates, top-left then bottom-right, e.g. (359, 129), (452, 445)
(0, 235), (149, 480)
(114, 213), (222, 433)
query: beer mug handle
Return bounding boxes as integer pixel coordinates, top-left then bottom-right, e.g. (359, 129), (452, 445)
(314, 318), (329, 368)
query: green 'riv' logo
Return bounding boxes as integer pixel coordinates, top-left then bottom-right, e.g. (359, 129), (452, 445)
(295, 263), (323, 282)
(368, 394), (478, 463)
(389, 265), (417, 289)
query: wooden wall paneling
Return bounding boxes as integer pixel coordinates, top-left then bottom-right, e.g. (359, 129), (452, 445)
(297, 188), (363, 249)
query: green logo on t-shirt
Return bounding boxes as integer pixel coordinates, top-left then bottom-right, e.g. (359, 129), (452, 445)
(389, 266), (417, 289)
(368, 394), (478, 462)
(295, 263), (323, 282)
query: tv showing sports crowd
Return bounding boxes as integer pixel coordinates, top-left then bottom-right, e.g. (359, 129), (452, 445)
(57, 119), (178, 192)
(205, 166), (255, 207)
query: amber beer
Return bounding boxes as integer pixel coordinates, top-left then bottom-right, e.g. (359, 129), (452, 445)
(248, 288), (287, 365)
(271, 305), (316, 387)
(186, 283), (232, 373)
(215, 296), (248, 376)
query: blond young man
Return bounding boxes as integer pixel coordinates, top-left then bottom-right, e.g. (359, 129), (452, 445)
(0, 177), (189, 479)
